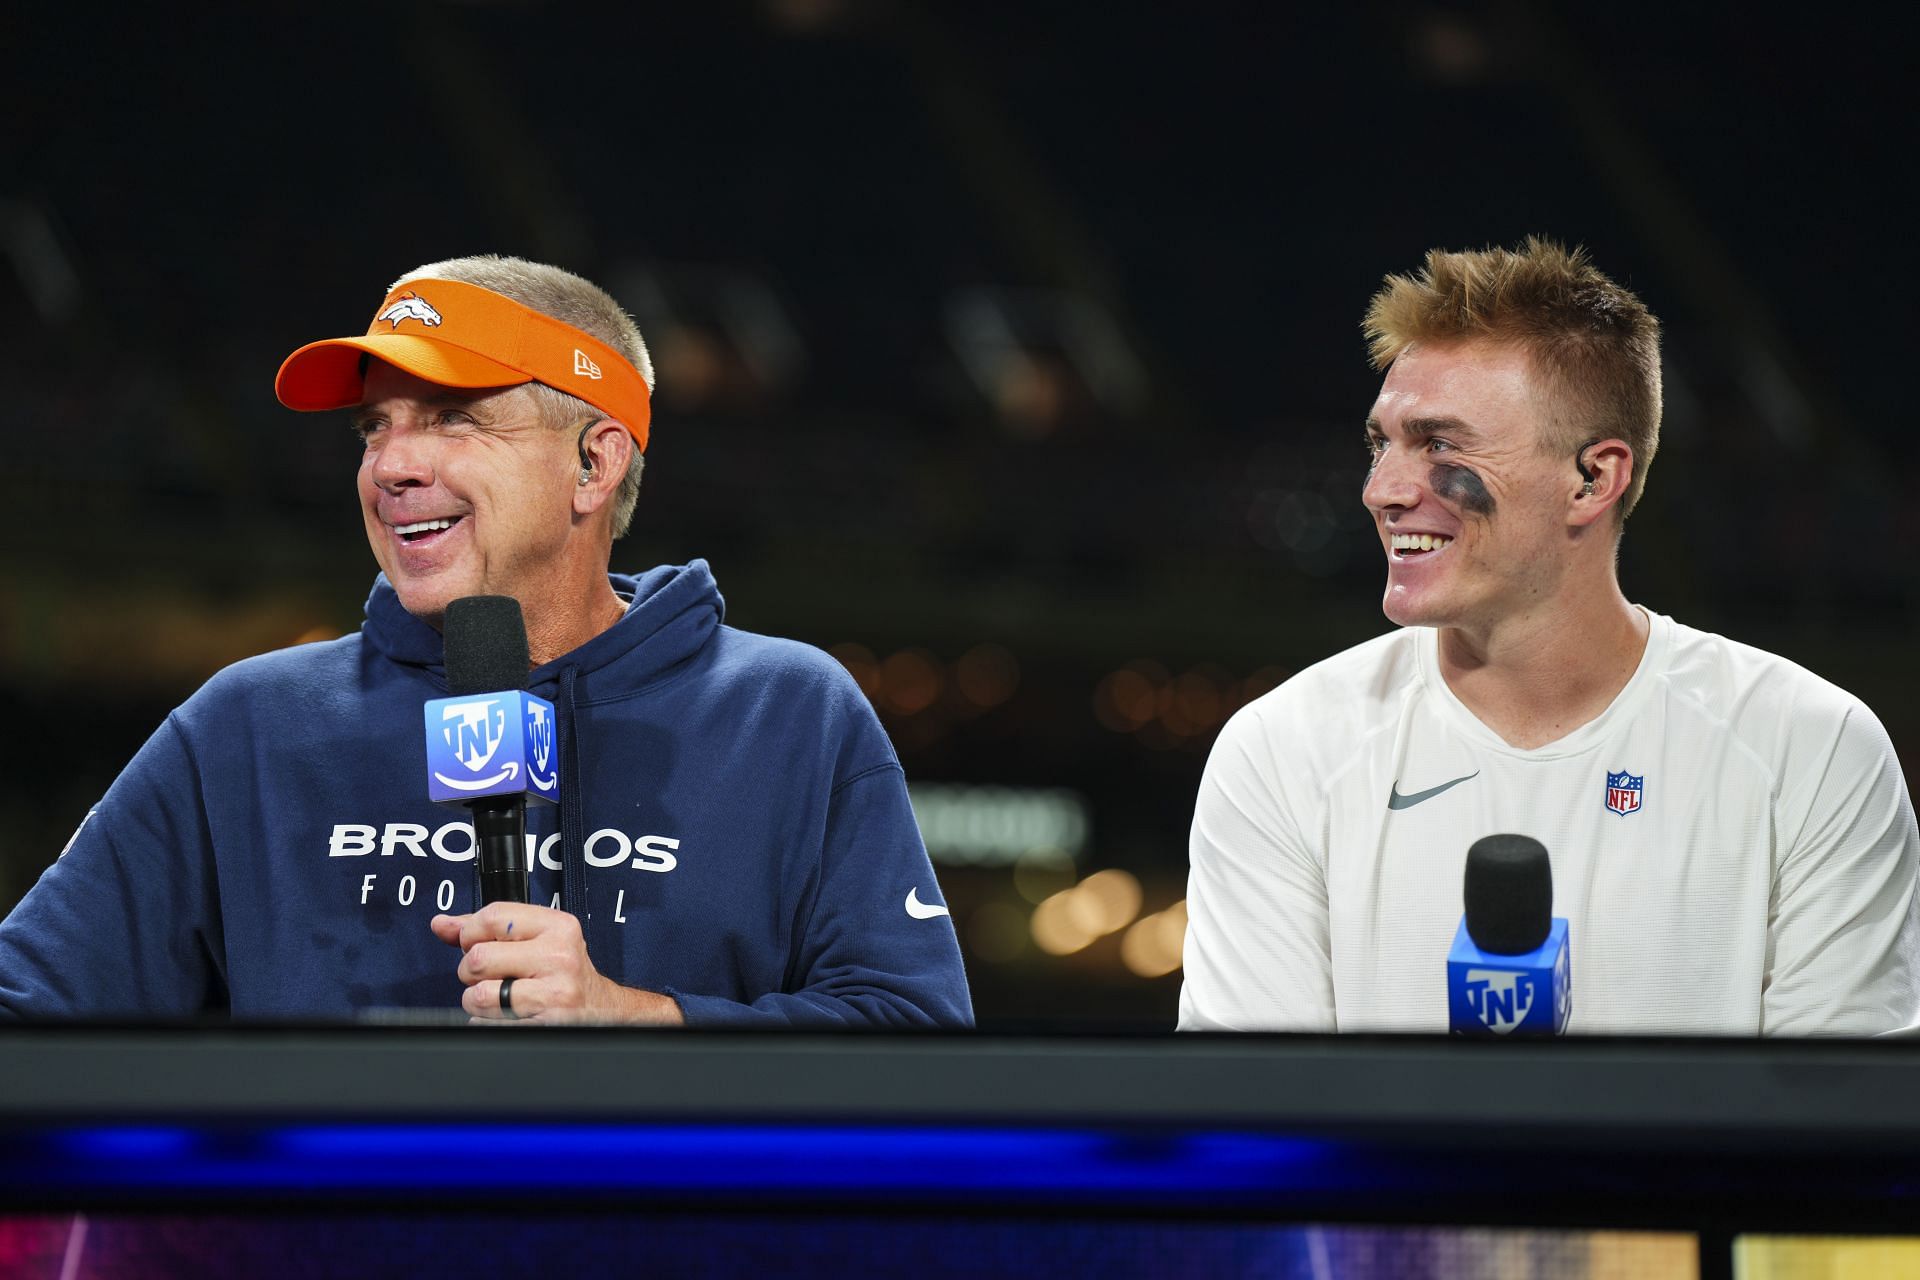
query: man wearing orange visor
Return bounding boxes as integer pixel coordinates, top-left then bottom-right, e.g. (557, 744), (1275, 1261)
(0, 256), (972, 1028)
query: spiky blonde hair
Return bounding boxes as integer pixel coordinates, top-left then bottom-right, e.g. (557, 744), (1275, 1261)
(1364, 237), (1662, 519)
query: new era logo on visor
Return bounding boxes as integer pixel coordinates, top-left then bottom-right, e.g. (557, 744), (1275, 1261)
(573, 349), (603, 380)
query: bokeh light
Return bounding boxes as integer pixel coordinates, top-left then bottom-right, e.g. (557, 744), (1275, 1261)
(1031, 889), (1094, 956)
(1093, 661), (1166, 732)
(1066, 869), (1142, 937)
(1012, 847), (1076, 904)
(1120, 899), (1188, 978)
(955, 643), (1020, 710)
(879, 648), (944, 716)
(1030, 869), (1143, 956)
(1093, 660), (1282, 749)
(828, 643), (881, 699)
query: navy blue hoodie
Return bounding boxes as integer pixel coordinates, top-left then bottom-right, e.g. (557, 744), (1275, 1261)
(0, 562), (972, 1027)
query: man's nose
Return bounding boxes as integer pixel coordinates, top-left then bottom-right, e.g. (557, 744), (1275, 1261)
(1362, 446), (1423, 513)
(368, 426), (435, 492)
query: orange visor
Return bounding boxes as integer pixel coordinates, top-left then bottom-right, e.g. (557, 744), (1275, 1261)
(275, 277), (652, 452)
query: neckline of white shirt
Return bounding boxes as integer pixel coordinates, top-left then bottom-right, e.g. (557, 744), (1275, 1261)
(1412, 606), (1668, 760)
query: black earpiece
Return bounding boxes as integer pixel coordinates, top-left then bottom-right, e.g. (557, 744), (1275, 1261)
(1574, 438), (1600, 495)
(575, 418), (603, 485)
(1573, 438), (1599, 484)
(575, 420), (598, 473)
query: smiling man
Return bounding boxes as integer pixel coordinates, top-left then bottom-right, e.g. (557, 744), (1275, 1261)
(0, 256), (971, 1028)
(1180, 239), (1918, 1036)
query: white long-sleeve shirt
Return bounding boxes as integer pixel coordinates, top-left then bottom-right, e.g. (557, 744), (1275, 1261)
(1179, 611), (1919, 1036)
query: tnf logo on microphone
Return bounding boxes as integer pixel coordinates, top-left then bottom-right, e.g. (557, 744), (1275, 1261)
(1463, 969), (1535, 1032)
(424, 692), (559, 806)
(1604, 769), (1644, 817)
(1447, 919), (1572, 1037)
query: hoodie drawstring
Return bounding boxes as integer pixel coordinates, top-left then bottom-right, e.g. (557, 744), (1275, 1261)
(558, 665), (591, 953)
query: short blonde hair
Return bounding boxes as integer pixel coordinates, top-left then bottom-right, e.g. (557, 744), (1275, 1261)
(397, 255), (654, 539)
(1363, 237), (1662, 519)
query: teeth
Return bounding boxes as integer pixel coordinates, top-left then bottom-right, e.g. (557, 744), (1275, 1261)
(1391, 533), (1452, 553)
(395, 519), (455, 536)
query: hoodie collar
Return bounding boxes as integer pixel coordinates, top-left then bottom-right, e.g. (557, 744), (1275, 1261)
(361, 561), (726, 690)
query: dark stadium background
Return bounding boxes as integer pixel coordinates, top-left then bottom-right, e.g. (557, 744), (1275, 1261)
(2, 3), (1911, 1030)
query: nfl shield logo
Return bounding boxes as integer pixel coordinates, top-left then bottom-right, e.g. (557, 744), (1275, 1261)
(1604, 770), (1644, 817)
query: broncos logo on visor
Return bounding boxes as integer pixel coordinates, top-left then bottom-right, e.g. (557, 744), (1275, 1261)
(377, 292), (443, 329)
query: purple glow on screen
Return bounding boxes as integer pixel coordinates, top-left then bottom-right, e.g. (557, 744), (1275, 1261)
(0, 1214), (1698, 1279)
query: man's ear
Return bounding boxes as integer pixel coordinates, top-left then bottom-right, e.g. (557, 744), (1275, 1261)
(1570, 438), (1634, 529)
(573, 419), (635, 518)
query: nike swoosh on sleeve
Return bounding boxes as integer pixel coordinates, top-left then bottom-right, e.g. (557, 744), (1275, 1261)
(1386, 771), (1480, 810)
(905, 888), (951, 919)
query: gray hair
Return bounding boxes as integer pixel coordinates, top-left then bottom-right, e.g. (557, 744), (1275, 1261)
(395, 255), (653, 538)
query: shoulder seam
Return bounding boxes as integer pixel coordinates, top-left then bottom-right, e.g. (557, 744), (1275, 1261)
(1320, 711), (1408, 798)
(831, 761), (903, 798)
(1661, 676), (1782, 797)
(1659, 676), (1787, 859)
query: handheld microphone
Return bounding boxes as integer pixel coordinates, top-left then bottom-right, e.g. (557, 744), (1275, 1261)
(425, 596), (559, 906)
(1446, 834), (1572, 1036)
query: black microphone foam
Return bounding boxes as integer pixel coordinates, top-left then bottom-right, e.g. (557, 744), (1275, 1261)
(441, 595), (533, 907)
(444, 596), (529, 694)
(1463, 834), (1552, 954)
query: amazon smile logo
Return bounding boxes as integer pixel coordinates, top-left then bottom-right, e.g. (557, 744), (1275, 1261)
(433, 760), (522, 792)
(423, 692), (561, 807)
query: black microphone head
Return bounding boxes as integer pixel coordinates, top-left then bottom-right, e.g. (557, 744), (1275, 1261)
(1463, 834), (1552, 954)
(443, 596), (529, 695)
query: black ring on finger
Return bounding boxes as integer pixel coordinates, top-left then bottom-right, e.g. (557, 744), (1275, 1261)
(499, 976), (518, 1020)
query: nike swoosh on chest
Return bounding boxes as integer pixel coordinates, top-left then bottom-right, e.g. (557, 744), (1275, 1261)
(1386, 771), (1480, 810)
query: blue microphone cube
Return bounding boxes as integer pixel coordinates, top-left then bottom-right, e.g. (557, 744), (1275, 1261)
(423, 691), (559, 806)
(1446, 919), (1571, 1036)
